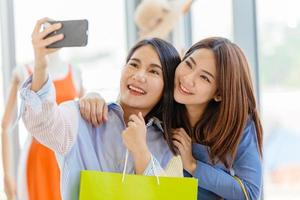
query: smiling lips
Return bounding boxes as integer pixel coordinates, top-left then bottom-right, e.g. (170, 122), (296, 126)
(128, 85), (147, 96)
(178, 83), (193, 95)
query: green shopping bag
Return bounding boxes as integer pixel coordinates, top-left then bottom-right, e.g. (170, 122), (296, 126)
(79, 150), (198, 200)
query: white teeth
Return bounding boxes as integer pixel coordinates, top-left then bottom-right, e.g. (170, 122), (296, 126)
(180, 84), (191, 94)
(129, 85), (146, 94)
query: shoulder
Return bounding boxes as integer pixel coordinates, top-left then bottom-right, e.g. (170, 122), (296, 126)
(240, 118), (257, 145)
(107, 103), (125, 119)
(59, 100), (89, 132)
(235, 118), (260, 161)
(59, 100), (81, 116)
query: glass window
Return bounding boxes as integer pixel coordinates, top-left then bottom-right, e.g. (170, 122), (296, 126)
(191, 0), (233, 43)
(257, 0), (300, 199)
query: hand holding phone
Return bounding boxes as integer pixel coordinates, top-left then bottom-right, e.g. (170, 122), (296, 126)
(44, 19), (89, 48)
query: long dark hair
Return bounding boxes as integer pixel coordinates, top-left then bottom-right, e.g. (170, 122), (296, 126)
(126, 38), (181, 154)
(175, 37), (263, 167)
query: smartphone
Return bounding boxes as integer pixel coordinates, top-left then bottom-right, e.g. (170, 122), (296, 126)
(44, 19), (89, 48)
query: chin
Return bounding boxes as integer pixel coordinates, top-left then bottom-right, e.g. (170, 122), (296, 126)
(122, 98), (146, 109)
(174, 93), (184, 104)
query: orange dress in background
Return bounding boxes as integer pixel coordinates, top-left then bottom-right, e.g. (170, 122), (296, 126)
(26, 65), (79, 200)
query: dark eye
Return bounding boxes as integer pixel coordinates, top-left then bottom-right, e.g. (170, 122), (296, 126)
(185, 60), (192, 69)
(149, 69), (160, 75)
(129, 62), (138, 68)
(200, 75), (210, 83)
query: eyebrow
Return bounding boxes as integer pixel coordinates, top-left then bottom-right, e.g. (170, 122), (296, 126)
(130, 58), (162, 69)
(189, 57), (197, 65)
(130, 58), (141, 63)
(150, 64), (162, 70)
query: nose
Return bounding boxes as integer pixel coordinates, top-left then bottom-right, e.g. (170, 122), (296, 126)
(182, 72), (195, 87)
(132, 69), (146, 83)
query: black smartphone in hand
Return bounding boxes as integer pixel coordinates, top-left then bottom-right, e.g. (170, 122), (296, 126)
(44, 19), (89, 48)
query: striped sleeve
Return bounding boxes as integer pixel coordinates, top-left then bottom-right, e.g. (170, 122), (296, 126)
(20, 75), (79, 156)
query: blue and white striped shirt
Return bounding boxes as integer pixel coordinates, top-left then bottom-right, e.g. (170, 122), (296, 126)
(20, 76), (174, 200)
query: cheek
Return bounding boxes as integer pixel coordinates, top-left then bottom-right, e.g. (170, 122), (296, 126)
(174, 70), (179, 81)
(150, 78), (164, 97)
(206, 83), (218, 97)
(174, 69), (182, 84)
(195, 84), (217, 101)
(120, 71), (129, 92)
(119, 75), (125, 89)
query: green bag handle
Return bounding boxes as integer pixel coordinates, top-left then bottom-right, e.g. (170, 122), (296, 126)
(233, 176), (249, 200)
(121, 149), (160, 185)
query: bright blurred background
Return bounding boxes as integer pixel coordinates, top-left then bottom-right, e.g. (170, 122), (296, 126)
(1, 0), (300, 199)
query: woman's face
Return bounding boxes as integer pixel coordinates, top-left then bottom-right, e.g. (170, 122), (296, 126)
(120, 45), (164, 113)
(174, 48), (219, 109)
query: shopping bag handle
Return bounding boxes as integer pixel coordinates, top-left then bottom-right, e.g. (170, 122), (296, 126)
(121, 149), (160, 185)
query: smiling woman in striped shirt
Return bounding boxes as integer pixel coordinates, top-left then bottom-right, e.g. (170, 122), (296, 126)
(20, 18), (182, 200)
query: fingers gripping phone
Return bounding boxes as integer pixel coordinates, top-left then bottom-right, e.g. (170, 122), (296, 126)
(44, 19), (89, 48)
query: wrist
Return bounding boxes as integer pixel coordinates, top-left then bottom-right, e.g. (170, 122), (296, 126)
(34, 62), (47, 71)
(185, 158), (197, 175)
(132, 149), (151, 174)
(34, 55), (47, 70)
(131, 147), (151, 160)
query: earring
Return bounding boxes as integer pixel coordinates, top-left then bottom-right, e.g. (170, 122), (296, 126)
(214, 96), (222, 102)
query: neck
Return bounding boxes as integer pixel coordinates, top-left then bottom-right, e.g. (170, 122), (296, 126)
(185, 104), (206, 128)
(120, 102), (149, 124)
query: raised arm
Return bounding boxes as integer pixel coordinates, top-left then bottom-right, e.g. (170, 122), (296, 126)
(21, 18), (79, 156)
(31, 17), (63, 91)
